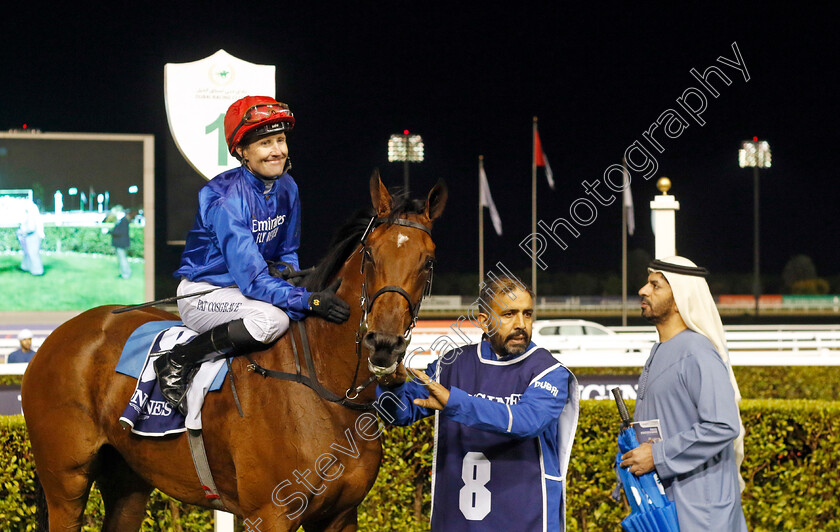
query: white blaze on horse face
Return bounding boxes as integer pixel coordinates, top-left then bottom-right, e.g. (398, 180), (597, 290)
(397, 233), (409, 247)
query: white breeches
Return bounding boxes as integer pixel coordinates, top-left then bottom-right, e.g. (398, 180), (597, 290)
(176, 279), (290, 343)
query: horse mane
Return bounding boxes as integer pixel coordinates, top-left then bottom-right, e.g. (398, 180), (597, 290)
(301, 194), (427, 291)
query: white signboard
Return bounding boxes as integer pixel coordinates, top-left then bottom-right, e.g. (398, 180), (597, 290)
(164, 49), (275, 180)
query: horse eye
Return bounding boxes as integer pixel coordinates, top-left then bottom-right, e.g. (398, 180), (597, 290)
(424, 258), (435, 271)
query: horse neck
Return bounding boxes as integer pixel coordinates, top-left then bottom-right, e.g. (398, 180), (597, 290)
(299, 248), (369, 393)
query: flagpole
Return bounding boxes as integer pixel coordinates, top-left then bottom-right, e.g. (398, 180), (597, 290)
(479, 155), (485, 285)
(621, 157), (628, 327)
(531, 117), (538, 294)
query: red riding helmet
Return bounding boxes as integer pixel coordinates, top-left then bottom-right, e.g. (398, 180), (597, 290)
(224, 96), (295, 156)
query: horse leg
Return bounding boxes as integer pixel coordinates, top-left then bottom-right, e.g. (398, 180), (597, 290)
(95, 445), (153, 532)
(34, 449), (95, 531)
(303, 507), (358, 532)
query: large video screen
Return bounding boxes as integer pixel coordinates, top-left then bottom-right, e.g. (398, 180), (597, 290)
(0, 132), (154, 312)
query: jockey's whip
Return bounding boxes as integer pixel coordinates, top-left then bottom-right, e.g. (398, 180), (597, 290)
(110, 266), (317, 314)
(110, 284), (236, 314)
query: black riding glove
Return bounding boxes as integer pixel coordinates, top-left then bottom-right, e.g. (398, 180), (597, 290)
(308, 278), (351, 323)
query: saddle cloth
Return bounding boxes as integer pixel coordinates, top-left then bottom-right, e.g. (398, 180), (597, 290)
(117, 321), (229, 436)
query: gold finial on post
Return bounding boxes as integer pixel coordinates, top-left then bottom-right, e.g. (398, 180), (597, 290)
(657, 177), (671, 195)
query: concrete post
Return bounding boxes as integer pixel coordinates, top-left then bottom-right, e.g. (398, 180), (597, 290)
(650, 177), (680, 259)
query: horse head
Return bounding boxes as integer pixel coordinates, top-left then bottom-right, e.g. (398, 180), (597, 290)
(361, 171), (447, 376)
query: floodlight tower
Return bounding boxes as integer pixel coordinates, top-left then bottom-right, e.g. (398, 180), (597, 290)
(739, 137), (772, 316)
(388, 130), (424, 194)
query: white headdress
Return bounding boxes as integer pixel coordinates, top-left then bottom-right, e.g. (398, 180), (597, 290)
(649, 256), (745, 491)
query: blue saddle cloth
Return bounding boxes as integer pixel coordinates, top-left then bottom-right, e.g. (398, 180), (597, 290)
(117, 321), (229, 436)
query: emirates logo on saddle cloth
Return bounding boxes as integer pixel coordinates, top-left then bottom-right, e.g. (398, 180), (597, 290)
(164, 49), (275, 180)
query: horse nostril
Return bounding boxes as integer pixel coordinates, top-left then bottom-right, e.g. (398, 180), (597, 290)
(363, 332), (377, 350)
(363, 331), (405, 357)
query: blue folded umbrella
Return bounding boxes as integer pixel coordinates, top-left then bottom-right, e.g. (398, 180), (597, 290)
(612, 389), (680, 532)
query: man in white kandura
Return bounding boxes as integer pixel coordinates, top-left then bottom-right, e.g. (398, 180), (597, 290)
(620, 256), (747, 531)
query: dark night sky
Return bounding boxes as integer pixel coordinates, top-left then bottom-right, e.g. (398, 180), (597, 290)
(2, 4), (838, 285)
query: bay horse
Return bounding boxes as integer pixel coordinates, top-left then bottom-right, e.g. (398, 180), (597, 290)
(22, 173), (447, 531)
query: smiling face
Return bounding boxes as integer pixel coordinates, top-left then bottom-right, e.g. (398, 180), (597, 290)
(236, 132), (289, 178)
(480, 287), (534, 358)
(638, 272), (678, 324)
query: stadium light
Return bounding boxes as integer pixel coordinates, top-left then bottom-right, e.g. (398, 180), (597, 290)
(388, 131), (424, 194)
(739, 138), (772, 316)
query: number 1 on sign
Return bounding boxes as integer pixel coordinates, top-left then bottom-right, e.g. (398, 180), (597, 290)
(459, 452), (491, 520)
(206, 113), (228, 166)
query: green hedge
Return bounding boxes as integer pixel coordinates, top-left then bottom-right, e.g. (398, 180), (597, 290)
(0, 416), (212, 532)
(575, 366), (840, 400)
(367, 400), (840, 531)
(3, 400), (840, 531)
(0, 225), (143, 258)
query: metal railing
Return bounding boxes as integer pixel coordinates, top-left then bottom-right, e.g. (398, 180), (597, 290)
(418, 295), (840, 315)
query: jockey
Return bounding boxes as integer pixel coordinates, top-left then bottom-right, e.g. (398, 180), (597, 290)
(155, 95), (351, 414)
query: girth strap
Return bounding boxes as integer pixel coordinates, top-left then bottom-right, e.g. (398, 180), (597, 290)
(187, 428), (226, 510)
(226, 357), (245, 418)
(244, 321), (376, 411)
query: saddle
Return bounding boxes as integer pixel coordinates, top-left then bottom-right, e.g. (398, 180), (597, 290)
(116, 322), (235, 508)
(117, 323), (229, 435)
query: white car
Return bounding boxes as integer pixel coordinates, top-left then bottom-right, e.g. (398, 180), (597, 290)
(406, 319), (652, 369)
(532, 319), (615, 338)
(531, 319), (651, 356)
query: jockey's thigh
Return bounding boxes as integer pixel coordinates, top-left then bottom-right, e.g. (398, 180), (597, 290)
(176, 279), (290, 344)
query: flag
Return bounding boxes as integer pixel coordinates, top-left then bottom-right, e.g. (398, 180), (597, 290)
(479, 162), (503, 236)
(623, 163), (635, 236)
(534, 128), (555, 189)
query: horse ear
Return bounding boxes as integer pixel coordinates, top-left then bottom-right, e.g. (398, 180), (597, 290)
(369, 169), (392, 217)
(424, 179), (448, 222)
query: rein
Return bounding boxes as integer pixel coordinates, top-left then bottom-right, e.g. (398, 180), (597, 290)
(245, 215), (434, 410)
(245, 321), (375, 411)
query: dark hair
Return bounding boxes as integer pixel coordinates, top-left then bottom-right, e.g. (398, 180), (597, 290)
(477, 274), (534, 315)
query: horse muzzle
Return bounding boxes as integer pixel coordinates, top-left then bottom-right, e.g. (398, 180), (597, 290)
(363, 331), (407, 377)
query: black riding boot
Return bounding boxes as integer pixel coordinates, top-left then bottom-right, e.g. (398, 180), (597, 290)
(154, 319), (264, 415)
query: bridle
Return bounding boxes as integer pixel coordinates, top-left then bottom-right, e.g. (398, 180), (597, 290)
(357, 217), (434, 341)
(345, 216), (435, 397)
